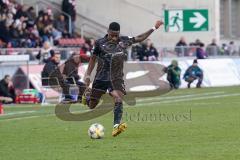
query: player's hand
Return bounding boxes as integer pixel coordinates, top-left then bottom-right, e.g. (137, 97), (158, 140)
(84, 76), (91, 87)
(155, 20), (164, 29)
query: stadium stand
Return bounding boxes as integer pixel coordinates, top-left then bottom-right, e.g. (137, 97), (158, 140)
(0, 0), (91, 52)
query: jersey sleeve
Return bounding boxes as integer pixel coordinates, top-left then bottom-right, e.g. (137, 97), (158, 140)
(120, 36), (136, 47)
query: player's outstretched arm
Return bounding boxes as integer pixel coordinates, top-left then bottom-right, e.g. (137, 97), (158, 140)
(84, 55), (96, 86)
(134, 20), (164, 43)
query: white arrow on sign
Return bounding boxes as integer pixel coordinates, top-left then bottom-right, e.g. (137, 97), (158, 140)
(190, 12), (206, 28)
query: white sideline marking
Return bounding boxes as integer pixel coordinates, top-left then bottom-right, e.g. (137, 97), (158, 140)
(0, 111), (36, 116)
(1, 92), (239, 122)
(137, 93), (240, 106)
(1, 116), (40, 121)
(137, 91), (225, 102)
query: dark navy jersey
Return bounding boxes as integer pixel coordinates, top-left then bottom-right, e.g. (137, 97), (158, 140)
(92, 35), (135, 81)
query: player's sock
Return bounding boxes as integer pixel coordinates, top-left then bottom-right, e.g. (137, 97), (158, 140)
(113, 102), (123, 126)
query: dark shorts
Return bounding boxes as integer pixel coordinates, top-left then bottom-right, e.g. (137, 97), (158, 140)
(92, 79), (126, 95)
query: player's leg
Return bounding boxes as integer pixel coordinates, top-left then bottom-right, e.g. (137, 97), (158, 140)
(88, 80), (107, 109)
(110, 79), (127, 137)
(111, 79), (126, 126)
(111, 90), (124, 126)
(110, 90), (127, 137)
(88, 88), (105, 109)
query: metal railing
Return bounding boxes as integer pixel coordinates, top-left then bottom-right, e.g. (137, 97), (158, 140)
(0, 48), (82, 62)
(130, 45), (240, 61)
(0, 45), (239, 63)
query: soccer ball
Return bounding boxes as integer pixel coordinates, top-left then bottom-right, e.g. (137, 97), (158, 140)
(88, 123), (105, 139)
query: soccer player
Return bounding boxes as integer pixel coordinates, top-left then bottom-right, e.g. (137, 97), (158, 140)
(84, 20), (163, 137)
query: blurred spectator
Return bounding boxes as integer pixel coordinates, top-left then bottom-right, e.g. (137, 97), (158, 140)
(63, 52), (81, 83)
(196, 43), (207, 59)
(62, 52), (86, 101)
(0, 75), (16, 103)
(25, 6), (35, 26)
(54, 14), (70, 38)
(84, 38), (95, 56)
(183, 59), (203, 88)
(14, 5), (28, 20)
(41, 13), (54, 42)
(62, 0), (76, 35)
(86, 38), (95, 50)
(36, 41), (53, 63)
(175, 37), (188, 56)
(0, 0), (89, 49)
(206, 38), (220, 56)
(132, 44), (147, 61)
(220, 43), (229, 55)
(227, 41), (238, 56)
(0, 21), (11, 43)
(5, 13), (14, 27)
(36, 14), (45, 37)
(41, 51), (75, 102)
(194, 39), (204, 46)
(164, 60), (181, 89)
(144, 39), (159, 61)
(41, 51), (61, 79)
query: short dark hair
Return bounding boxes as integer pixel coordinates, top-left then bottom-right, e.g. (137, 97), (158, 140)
(193, 59), (198, 64)
(109, 22), (120, 31)
(50, 50), (55, 57)
(199, 43), (204, 47)
(50, 50), (60, 57)
(4, 75), (10, 79)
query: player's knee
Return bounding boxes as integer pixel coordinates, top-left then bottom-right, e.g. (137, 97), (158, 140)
(88, 89), (105, 109)
(113, 96), (122, 103)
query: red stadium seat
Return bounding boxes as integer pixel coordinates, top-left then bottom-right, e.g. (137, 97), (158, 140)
(58, 38), (85, 47)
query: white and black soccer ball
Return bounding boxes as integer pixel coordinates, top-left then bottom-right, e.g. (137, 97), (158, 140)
(88, 123), (105, 139)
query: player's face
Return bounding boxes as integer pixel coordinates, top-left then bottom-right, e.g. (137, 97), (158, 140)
(108, 30), (120, 42)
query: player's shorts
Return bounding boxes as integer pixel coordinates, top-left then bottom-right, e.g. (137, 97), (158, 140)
(88, 79), (126, 109)
(92, 79), (126, 95)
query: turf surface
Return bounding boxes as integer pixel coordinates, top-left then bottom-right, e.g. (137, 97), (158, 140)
(0, 86), (240, 160)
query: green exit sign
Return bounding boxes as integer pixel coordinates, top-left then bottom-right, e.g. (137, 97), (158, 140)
(164, 9), (209, 32)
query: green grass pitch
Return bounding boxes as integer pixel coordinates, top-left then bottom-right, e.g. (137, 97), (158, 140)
(0, 86), (240, 160)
